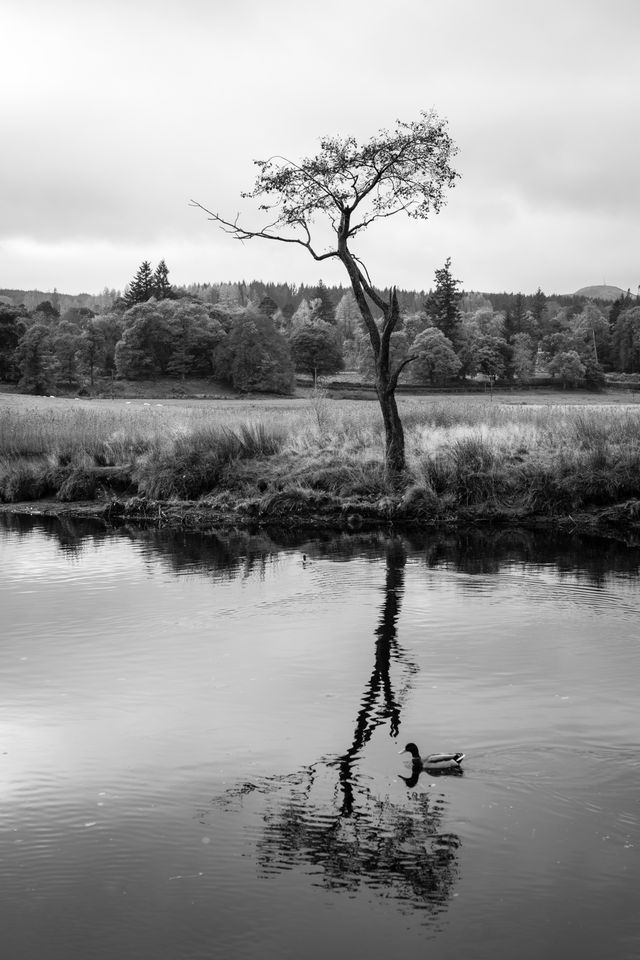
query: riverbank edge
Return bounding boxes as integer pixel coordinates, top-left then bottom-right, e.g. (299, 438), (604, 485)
(2, 493), (640, 545)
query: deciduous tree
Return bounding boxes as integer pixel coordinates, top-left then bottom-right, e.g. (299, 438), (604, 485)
(290, 321), (344, 385)
(547, 350), (585, 388)
(569, 304), (609, 367)
(92, 312), (124, 377)
(31, 300), (60, 322)
(215, 307), (294, 394)
(510, 332), (535, 382)
(115, 302), (173, 378)
(79, 319), (106, 386)
(192, 110), (458, 474)
(164, 301), (225, 379)
(0, 305), (27, 381)
(612, 306), (640, 373)
(52, 320), (82, 383)
(408, 327), (461, 384)
(14, 323), (59, 394)
(475, 336), (509, 383)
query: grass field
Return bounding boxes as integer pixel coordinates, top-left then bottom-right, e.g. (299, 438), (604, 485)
(1, 388), (640, 524)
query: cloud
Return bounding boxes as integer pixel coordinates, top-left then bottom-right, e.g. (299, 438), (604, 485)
(1, 0), (639, 292)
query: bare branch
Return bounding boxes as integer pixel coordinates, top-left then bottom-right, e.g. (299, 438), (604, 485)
(350, 255), (387, 313)
(189, 200), (338, 262)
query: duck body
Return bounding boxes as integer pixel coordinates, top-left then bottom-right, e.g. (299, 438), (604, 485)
(399, 742), (465, 771)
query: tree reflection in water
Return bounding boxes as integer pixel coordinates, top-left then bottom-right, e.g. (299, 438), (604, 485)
(5, 512), (640, 586)
(206, 539), (461, 920)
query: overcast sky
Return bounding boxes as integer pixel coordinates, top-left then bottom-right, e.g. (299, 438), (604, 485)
(2, 0), (639, 297)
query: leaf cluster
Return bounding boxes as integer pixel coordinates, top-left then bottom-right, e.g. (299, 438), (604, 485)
(242, 110), (459, 241)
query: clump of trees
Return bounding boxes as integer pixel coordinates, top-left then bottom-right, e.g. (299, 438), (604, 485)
(0, 271), (296, 396)
(215, 308), (295, 393)
(124, 259), (174, 306)
(2, 252), (638, 405)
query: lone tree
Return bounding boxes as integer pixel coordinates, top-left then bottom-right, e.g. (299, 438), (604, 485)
(192, 110), (458, 474)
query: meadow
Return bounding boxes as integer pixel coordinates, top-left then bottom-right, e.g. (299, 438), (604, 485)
(1, 390), (640, 526)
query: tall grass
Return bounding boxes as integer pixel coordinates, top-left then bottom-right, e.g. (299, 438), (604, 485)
(134, 423), (287, 499)
(1, 396), (640, 513)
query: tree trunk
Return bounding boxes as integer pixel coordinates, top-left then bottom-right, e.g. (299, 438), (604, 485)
(377, 380), (406, 475)
(338, 237), (407, 477)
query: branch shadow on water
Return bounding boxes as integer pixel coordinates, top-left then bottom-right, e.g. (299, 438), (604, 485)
(204, 538), (461, 923)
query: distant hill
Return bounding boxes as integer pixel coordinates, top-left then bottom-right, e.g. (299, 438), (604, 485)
(573, 284), (627, 301)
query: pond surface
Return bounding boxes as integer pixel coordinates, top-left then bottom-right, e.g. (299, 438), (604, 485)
(1, 514), (639, 960)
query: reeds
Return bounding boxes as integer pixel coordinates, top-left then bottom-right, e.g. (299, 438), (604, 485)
(1, 395), (640, 515)
(133, 423), (287, 500)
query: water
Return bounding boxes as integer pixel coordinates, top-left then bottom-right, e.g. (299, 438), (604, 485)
(1, 514), (639, 960)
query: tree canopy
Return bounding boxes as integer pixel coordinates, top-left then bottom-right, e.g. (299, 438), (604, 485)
(409, 327), (461, 384)
(215, 308), (295, 394)
(290, 321), (344, 384)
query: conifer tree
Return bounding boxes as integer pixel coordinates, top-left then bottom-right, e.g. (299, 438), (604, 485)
(609, 290), (633, 334)
(530, 287), (548, 334)
(424, 258), (462, 343)
(506, 292), (526, 339)
(258, 294), (279, 318)
(124, 261), (154, 306)
(310, 280), (336, 324)
(152, 259), (173, 300)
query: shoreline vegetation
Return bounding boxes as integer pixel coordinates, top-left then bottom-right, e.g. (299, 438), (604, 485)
(2, 385), (640, 539)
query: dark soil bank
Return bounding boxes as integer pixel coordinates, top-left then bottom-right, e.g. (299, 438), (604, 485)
(3, 492), (640, 546)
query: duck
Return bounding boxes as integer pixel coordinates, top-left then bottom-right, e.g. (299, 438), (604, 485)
(399, 742), (465, 772)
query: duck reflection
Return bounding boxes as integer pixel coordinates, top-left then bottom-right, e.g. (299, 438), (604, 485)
(207, 538), (461, 919)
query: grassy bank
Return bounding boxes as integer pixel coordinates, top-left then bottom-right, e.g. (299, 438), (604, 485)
(1, 391), (640, 530)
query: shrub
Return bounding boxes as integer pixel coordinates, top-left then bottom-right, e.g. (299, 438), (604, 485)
(0, 462), (47, 502)
(258, 487), (340, 517)
(134, 423), (285, 500)
(57, 468), (98, 502)
(294, 460), (388, 497)
(399, 483), (439, 518)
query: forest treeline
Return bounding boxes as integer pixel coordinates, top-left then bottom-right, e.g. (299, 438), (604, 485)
(1, 259), (639, 395)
